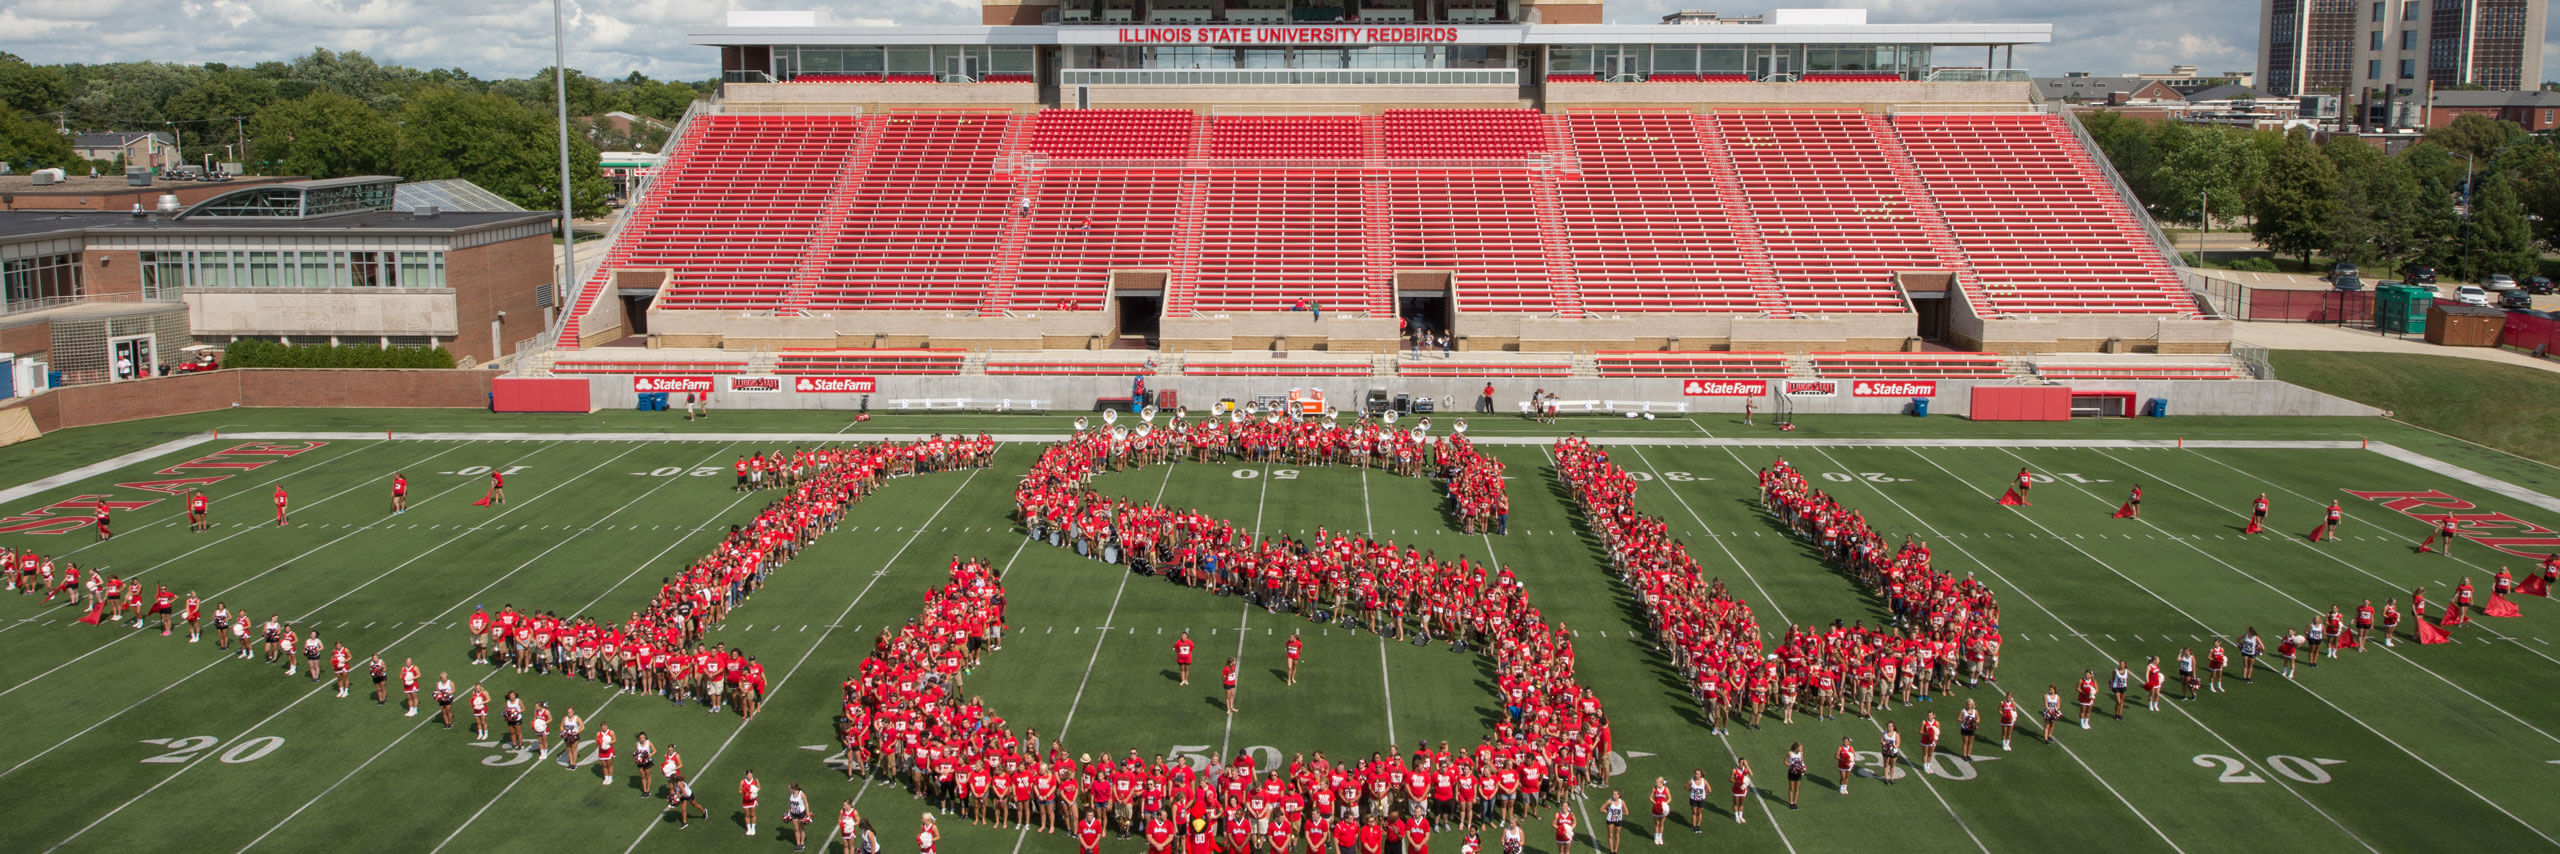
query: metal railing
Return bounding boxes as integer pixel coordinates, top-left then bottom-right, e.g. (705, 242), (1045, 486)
(1060, 67), (1516, 86)
(537, 97), (716, 354)
(0, 291), (179, 319)
(2231, 343), (2274, 380)
(1923, 68), (2032, 83)
(2057, 106), (2192, 287)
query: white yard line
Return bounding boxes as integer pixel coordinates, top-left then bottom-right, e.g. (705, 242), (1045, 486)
(1358, 464), (1397, 750)
(35, 439), (397, 567)
(1637, 446), (1993, 854)
(2089, 448), (2560, 743)
(1899, 446), (2516, 848)
(1047, 464), (1176, 745)
(1537, 446), (1793, 854)
(1218, 460), (1271, 761)
(619, 464), (987, 854)
(253, 444), (746, 851)
(43, 443), (655, 850)
(0, 441), (477, 704)
(0, 434), (221, 504)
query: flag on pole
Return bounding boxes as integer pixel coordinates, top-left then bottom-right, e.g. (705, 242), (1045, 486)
(1999, 488), (2028, 506)
(2483, 593), (2522, 617)
(2110, 501), (2136, 519)
(2416, 619), (2454, 644)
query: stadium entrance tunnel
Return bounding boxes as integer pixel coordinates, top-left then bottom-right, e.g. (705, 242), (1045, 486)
(1114, 294), (1162, 345)
(1399, 294), (1451, 346)
(618, 293), (654, 335)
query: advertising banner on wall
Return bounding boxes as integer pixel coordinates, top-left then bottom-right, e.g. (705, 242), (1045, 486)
(1850, 380), (1937, 398)
(1682, 379), (1769, 397)
(1782, 380), (1839, 397)
(790, 376), (878, 394)
(726, 376), (783, 393)
(632, 376), (713, 394)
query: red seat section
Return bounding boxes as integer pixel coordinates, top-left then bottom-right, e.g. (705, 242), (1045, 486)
(792, 73), (884, 83)
(1809, 351), (2010, 379)
(775, 349), (967, 375)
(1207, 115), (1364, 161)
(551, 360), (749, 375)
(638, 115), (868, 314)
(1643, 73), (1752, 83)
(1891, 114), (2196, 316)
(1710, 110), (1933, 314)
(1011, 170), (1185, 313)
(1389, 169), (1554, 313)
(1028, 109), (1196, 160)
(1594, 351), (1786, 379)
(1381, 109), (1546, 159)
(1189, 170), (1372, 314)
(1801, 72), (1904, 83)
(1562, 111), (1767, 313)
(802, 112), (1014, 312)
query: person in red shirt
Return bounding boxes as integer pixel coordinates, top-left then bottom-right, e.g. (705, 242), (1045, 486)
(1223, 657), (1239, 714)
(187, 490), (209, 532)
(481, 469), (506, 506)
(1729, 760), (1752, 824)
(1285, 630), (1303, 685)
(1175, 631), (1194, 685)
(149, 585), (176, 635)
(1076, 809), (1105, 854)
(390, 473), (408, 514)
(273, 484), (289, 526)
(92, 501), (110, 541)
(1552, 806), (1577, 852)
(1144, 814), (1177, 853)
(738, 771), (759, 838)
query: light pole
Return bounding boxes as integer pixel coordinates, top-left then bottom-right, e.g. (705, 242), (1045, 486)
(551, 0), (579, 350)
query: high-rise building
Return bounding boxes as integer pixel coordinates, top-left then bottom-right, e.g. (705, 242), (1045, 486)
(2260, 0), (2544, 98)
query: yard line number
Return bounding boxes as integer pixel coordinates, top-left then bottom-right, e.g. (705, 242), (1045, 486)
(450, 465), (530, 477)
(1850, 750), (1997, 780)
(2194, 753), (2343, 785)
(634, 467), (726, 478)
(1173, 744), (1282, 772)
(1229, 469), (1301, 480)
(140, 735), (284, 765)
(2024, 473), (2111, 484)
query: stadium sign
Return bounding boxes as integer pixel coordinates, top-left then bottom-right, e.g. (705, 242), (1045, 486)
(792, 376), (878, 394)
(1851, 380), (1937, 398)
(632, 376), (713, 394)
(1681, 379), (1767, 397)
(726, 376), (783, 394)
(1782, 380), (1839, 397)
(1113, 26), (1462, 44)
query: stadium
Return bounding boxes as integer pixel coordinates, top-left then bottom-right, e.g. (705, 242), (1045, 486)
(6, 2), (2560, 854)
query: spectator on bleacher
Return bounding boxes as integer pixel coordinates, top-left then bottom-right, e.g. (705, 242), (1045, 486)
(1310, 301), (1321, 322)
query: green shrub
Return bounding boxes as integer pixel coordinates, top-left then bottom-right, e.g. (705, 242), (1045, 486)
(219, 340), (456, 369)
(2225, 257), (2282, 273)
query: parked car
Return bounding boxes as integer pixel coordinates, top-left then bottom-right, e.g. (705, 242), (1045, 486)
(2406, 265), (2439, 284)
(2527, 277), (2556, 295)
(2501, 289), (2535, 309)
(2411, 283), (2442, 300)
(2485, 274), (2520, 291)
(2331, 274), (2365, 292)
(2327, 262), (2360, 281)
(2456, 285), (2492, 306)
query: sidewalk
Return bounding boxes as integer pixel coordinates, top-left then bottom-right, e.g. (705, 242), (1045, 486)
(2233, 321), (2560, 375)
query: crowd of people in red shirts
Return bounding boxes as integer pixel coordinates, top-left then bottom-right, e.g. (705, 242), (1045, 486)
(455, 438), (996, 720)
(825, 420), (1610, 852)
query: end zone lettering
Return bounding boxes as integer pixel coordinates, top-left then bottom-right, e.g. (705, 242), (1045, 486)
(1852, 381), (1937, 398)
(792, 376), (877, 394)
(632, 376), (713, 394)
(1682, 380), (1768, 397)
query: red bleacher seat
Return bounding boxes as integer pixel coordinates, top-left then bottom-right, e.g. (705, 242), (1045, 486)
(984, 360), (1157, 376)
(1891, 113), (2195, 316)
(1711, 110), (1937, 313)
(1029, 109), (1195, 160)
(1563, 112), (1764, 313)
(1397, 362), (1571, 377)
(1012, 170), (1184, 312)
(551, 360), (749, 375)
(1381, 109), (1546, 159)
(1190, 170), (1372, 314)
(1208, 115), (1363, 160)
(1390, 169), (1553, 313)
(801, 112), (1014, 312)
(1809, 352), (2009, 379)
(775, 350), (966, 375)
(791, 73), (884, 83)
(1182, 361), (1371, 377)
(1593, 351), (1786, 379)
(630, 115), (868, 313)
(1800, 73), (1905, 83)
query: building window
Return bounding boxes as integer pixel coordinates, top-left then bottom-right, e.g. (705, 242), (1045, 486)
(2369, 59), (2382, 79)
(2401, 30), (2416, 50)
(2402, 1), (2417, 20)
(2371, 1), (2382, 21)
(2399, 59), (2416, 79)
(2370, 30), (2382, 49)
(1, 252), (83, 312)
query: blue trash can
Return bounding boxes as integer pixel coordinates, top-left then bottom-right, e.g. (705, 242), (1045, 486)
(1912, 397), (1930, 417)
(2146, 398), (2169, 418)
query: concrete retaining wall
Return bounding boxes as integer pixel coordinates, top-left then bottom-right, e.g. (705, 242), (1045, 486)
(583, 375), (2380, 418)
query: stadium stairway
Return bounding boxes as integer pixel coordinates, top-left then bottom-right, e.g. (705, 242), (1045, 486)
(779, 116), (888, 317)
(555, 113), (717, 348)
(1862, 114), (1998, 318)
(1164, 172), (1210, 318)
(1525, 171), (1587, 318)
(1358, 118), (1396, 317)
(1690, 117), (1789, 316)
(977, 175), (1048, 316)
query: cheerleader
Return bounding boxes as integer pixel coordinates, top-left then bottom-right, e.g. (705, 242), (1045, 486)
(1957, 699), (1981, 758)
(2041, 685), (2064, 744)
(502, 691), (524, 749)
(786, 783), (812, 851)
(633, 732), (657, 796)
(1784, 743), (1807, 810)
(1687, 768), (1710, 833)
(1649, 777), (1671, 844)
(2175, 649), (2199, 701)
(1877, 723), (1901, 786)
(1601, 791), (1626, 853)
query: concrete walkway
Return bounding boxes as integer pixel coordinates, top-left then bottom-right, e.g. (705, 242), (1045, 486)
(2233, 321), (2560, 375)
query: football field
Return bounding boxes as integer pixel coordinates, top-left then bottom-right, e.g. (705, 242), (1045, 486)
(4, 410), (2560, 853)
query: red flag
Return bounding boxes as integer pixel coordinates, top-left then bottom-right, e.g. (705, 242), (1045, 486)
(1999, 488), (2028, 506)
(472, 497), (492, 507)
(76, 602), (104, 625)
(2242, 517), (2263, 534)
(2441, 608), (2469, 627)
(2306, 523), (2328, 542)
(2337, 628), (2360, 649)
(2484, 593), (2522, 617)
(2110, 502), (2136, 519)
(2521, 574), (2551, 597)
(2416, 619), (2454, 644)
(2416, 531), (2438, 553)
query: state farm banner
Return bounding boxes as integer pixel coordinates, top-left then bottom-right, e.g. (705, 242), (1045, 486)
(791, 375), (877, 394)
(1851, 380), (1937, 398)
(632, 376), (713, 394)
(1782, 379), (1839, 397)
(1682, 379), (1768, 397)
(726, 376), (783, 394)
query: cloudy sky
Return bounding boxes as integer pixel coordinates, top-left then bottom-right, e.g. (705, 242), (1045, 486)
(0, 0), (2553, 83)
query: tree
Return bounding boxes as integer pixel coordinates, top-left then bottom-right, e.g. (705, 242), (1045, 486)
(2156, 127), (2252, 228)
(2249, 131), (2338, 268)
(0, 114), (79, 172)
(394, 86), (610, 217)
(2424, 114), (2526, 162)
(2470, 174), (2538, 280)
(2321, 138), (2391, 266)
(250, 92), (395, 177)
(0, 52), (68, 116)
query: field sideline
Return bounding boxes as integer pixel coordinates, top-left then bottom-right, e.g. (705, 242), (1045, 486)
(1, 413), (2558, 852)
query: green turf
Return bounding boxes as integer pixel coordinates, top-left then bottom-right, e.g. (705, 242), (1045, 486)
(4, 414), (2560, 851)
(2271, 349), (2560, 469)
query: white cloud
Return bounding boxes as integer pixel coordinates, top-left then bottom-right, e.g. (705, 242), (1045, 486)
(0, 0), (2552, 84)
